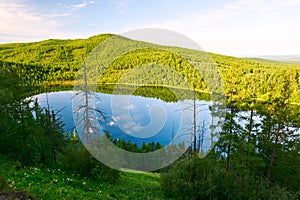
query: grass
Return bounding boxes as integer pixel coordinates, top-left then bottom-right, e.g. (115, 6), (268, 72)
(0, 155), (166, 199)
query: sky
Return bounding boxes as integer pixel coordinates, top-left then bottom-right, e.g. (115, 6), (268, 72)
(0, 0), (300, 56)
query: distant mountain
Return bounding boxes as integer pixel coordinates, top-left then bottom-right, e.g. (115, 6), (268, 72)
(251, 55), (300, 63)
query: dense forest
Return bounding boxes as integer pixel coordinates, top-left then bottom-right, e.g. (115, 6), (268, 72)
(0, 34), (299, 103)
(0, 34), (299, 199)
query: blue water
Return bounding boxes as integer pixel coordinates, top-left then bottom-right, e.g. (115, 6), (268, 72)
(30, 91), (214, 148)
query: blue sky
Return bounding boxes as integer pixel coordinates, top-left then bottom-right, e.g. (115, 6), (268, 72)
(0, 0), (299, 56)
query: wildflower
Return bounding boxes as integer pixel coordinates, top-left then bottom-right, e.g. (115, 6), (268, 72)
(7, 179), (15, 189)
(66, 177), (73, 182)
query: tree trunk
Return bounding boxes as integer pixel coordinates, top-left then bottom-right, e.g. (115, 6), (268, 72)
(226, 144), (231, 174)
(246, 97), (254, 173)
(267, 124), (281, 182)
(84, 62), (91, 143)
(193, 91), (197, 154)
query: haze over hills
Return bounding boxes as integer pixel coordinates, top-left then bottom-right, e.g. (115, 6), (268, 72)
(258, 55), (300, 63)
(242, 54), (300, 63)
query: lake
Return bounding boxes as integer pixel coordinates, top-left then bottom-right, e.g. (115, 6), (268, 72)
(30, 90), (222, 152)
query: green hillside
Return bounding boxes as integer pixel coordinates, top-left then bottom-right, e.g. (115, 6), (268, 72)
(0, 34), (299, 104)
(0, 155), (163, 200)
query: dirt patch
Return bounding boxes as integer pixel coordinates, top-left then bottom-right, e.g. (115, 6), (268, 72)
(0, 191), (36, 200)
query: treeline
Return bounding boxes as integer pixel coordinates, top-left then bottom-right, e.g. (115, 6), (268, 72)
(105, 132), (163, 153)
(96, 84), (210, 102)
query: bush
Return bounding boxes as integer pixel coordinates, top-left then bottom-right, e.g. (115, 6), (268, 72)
(59, 140), (119, 184)
(161, 158), (221, 200)
(160, 158), (299, 200)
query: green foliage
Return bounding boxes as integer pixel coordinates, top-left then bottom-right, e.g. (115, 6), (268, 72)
(164, 115), (297, 199)
(0, 79), (63, 166)
(58, 138), (120, 183)
(0, 34), (112, 88)
(213, 54), (300, 104)
(110, 137), (163, 153)
(0, 69), (61, 169)
(161, 157), (299, 200)
(98, 48), (208, 92)
(96, 84), (210, 102)
(161, 73), (299, 199)
(0, 34), (299, 104)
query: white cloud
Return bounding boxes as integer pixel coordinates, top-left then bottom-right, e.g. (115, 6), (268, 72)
(0, 1), (60, 41)
(89, 1), (97, 5)
(108, 121), (116, 126)
(65, 0), (97, 13)
(70, 0), (88, 11)
(0, 0), (92, 43)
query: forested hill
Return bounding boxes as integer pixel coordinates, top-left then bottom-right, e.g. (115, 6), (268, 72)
(0, 34), (299, 104)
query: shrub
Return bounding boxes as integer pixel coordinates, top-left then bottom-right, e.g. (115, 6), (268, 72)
(160, 158), (220, 200)
(160, 158), (299, 200)
(59, 140), (120, 184)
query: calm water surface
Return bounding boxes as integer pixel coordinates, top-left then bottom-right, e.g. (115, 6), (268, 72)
(31, 91), (216, 149)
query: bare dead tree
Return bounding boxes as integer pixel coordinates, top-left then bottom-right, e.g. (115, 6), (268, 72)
(176, 89), (209, 158)
(73, 61), (106, 144)
(45, 93), (57, 165)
